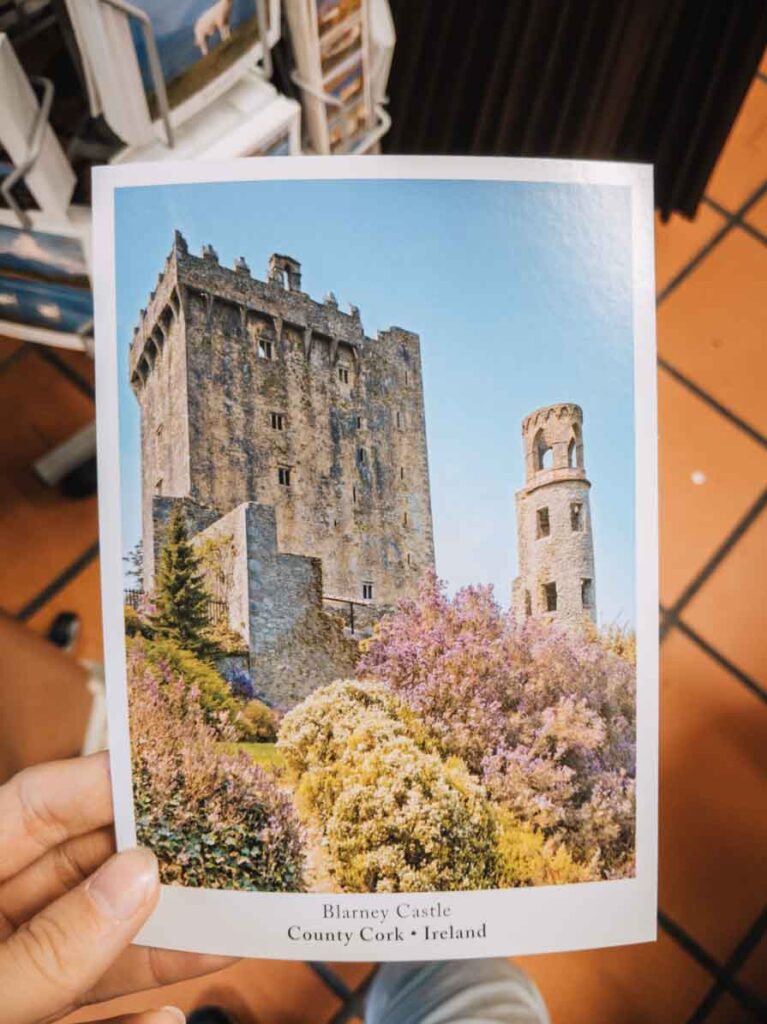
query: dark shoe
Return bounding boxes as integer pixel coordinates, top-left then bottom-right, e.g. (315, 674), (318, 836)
(46, 611), (81, 652)
(187, 1008), (240, 1024)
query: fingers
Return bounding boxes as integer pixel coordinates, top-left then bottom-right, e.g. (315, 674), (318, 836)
(84, 944), (236, 1005)
(0, 826), (114, 938)
(0, 753), (112, 884)
(0, 847), (159, 1024)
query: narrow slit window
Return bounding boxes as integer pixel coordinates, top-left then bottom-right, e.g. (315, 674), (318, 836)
(278, 465), (291, 487)
(396, 411), (402, 428)
(362, 581), (374, 601)
(570, 502), (583, 531)
(270, 412), (285, 431)
(582, 578), (594, 608)
(402, 511), (408, 526)
(544, 581), (557, 612)
(400, 466), (404, 480)
(155, 478), (163, 494)
(357, 447), (366, 466)
(536, 506), (550, 538)
(356, 415), (363, 429)
(352, 485), (357, 505)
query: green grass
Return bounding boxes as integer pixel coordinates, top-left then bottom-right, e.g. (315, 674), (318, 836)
(219, 741), (284, 772)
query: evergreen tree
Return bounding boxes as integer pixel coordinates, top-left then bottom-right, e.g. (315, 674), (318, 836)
(151, 506), (214, 658)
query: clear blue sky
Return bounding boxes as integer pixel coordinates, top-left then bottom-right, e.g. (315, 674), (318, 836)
(115, 177), (635, 625)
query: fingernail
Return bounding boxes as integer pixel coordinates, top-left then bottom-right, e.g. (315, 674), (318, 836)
(161, 1007), (186, 1024)
(87, 847), (158, 921)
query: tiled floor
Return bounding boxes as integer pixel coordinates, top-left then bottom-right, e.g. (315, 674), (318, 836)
(2, 69), (766, 1024)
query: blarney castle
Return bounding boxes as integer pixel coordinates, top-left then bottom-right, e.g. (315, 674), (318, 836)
(129, 232), (597, 707)
(130, 231), (435, 706)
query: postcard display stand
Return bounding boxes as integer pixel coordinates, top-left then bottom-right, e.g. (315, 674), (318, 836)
(286, 0), (392, 154)
(0, 33), (92, 351)
(65, 0), (299, 162)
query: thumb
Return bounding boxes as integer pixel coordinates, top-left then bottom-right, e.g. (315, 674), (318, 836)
(1, 847), (160, 1024)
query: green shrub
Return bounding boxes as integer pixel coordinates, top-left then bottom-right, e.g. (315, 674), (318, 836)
(279, 679), (499, 892)
(278, 678), (432, 776)
(237, 699), (279, 742)
(494, 807), (592, 887)
(136, 636), (241, 734)
(324, 740), (500, 892)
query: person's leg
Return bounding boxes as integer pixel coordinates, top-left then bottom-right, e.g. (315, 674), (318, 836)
(0, 612), (92, 783)
(366, 960), (549, 1024)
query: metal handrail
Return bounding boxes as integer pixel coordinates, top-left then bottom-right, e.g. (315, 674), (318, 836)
(1, 75), (53, 229)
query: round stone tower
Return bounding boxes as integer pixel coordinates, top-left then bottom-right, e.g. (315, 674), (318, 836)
(511, 403), (596, 627)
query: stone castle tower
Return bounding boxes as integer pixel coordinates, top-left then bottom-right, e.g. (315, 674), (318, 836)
(511, 403), (596, 627)
(129, 231), (434, 705)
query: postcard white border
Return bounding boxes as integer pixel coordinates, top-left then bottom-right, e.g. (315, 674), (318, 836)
(93, 155), (657, 961)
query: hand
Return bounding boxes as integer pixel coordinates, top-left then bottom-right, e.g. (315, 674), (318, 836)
(0, 752), (233, 1024)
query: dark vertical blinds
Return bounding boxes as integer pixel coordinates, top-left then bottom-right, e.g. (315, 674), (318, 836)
(384, 0), (767, 218)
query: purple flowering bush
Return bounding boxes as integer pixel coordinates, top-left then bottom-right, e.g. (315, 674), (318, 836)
(127, 638), (306, 891)
(360, 572), (636, 878)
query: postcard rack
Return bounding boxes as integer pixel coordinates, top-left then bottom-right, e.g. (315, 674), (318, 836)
(286, 0), (392, 155)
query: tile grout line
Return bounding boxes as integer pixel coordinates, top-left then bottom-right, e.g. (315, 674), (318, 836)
(657, 358), (767, 450)
(674, 618), (767, 705)
(663, 488), (767, 625)
(309, 962), (353, 1001)
(701, 194), (767, 247)
(34, 345), (95, 401)
(656, 180), (767, 305)
(658, 912), (766, 1017)
(13, 540), (100, 622)
(325, 968), (379, 1024)
(685, 905), (767, 1024)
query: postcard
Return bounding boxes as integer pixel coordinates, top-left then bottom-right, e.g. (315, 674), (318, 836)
(93, 156), (658, 960)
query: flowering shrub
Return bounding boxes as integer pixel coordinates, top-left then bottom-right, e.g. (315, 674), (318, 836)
(225, 668), (256, 701)
(494, 808), (592, 887)
(127, 638), (305, 891)
(360, 572), (636, 877)
(278, 680), (499, 891)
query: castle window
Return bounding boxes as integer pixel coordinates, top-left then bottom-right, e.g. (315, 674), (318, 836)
(406, 553), (411, 566)
(570, 502), (584, 531)
(534, 429), (552, 471)
(362, 581), (374, 601)
(270, 412), (285, 431)
(524, 590), (532, 617)
(544, 582), (558, 612)
(353, 485), (357, 504)
(258, 338), (274, 360)
(356, 415), (363, 429)
(536, 506), (550, 538)
(403, 511), (408, 526)
(404, 370), (409, 385)
(568, 438), (576, 469)
(396, 411), (403, 428)
(400, 466), (404, 481)
(278, 465), (291, 487)
(338, 365), (350, 384)
(357, 447), (367, 466)
(155, 477), (163, 494)
(582, 578), (594, 608)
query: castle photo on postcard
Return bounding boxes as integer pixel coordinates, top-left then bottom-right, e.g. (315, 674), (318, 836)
(116, 177), (637, 895)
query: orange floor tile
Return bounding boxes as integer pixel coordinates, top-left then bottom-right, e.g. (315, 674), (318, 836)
(3, 67), (767, 1024)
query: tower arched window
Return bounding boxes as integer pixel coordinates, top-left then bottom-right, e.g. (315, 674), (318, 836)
(534, 429), (552, 471)
(568, 425), (583, 469)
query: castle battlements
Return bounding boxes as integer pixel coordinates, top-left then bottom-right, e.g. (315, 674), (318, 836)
(129, 231), (420, 393)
